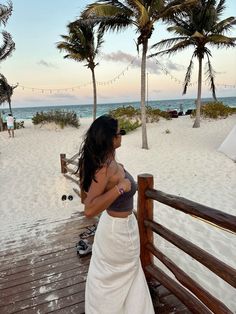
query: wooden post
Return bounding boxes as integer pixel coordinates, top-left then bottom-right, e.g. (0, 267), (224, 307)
(137, 174), (154, 274)
(60, 153), (67, 174)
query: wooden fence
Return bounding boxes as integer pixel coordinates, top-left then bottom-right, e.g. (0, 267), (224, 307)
(137, 174), (236, 314)
(60, 153), (86, 202)
(60, 154), (236, 313)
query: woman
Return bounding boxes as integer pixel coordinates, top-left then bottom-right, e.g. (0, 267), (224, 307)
(78, 115), (154, 314)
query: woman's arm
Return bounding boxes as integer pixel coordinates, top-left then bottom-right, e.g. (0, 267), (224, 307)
(84, 166), (130, 218)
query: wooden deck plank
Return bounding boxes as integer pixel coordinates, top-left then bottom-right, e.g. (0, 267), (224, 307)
(0, 218), (95, 264)
(47, 302), (85, 314)
(0, 259), (89, 290)
(20, 292), (85, 314)
(148, 279), (192, 314)
(1, 266), (88, 299)
(0, 272), (86, 306)
(0, 213), (193, 313)
(0, 250), (78, 276)
(1, 254), (89, 283)
(0, 283), (85, 313)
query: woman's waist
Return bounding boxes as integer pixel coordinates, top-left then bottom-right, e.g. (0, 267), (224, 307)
(106, 209), (133, 218)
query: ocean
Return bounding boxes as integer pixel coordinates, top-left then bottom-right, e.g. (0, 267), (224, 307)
(2, 96), (236, 120)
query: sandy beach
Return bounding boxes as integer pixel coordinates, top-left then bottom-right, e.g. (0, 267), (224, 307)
(0, 114), (235, 311)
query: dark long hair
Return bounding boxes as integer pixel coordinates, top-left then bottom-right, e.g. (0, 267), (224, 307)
(78, 115), (118, 192)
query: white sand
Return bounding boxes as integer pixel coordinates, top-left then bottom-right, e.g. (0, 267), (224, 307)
(0, 115), (235, 310)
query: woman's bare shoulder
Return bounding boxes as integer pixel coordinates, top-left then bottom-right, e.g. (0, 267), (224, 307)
(95, 160), (118, 180)
(95, 165), (108, 177)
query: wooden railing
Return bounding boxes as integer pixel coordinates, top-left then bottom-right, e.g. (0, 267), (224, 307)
(60, 153), (86, 202)
(137, 174), (236, 314)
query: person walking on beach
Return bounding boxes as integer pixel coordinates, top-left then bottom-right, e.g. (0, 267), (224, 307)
(78, 115), (154, 314)
(6, 113), (14, 138)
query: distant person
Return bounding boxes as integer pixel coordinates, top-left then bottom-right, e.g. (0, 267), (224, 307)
(6, 114), (14, 138)
(78, 115), (154, 314)
(178, 103), (184, 116)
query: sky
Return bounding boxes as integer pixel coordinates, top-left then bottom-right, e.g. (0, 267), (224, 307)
(0, 0), (236, 108)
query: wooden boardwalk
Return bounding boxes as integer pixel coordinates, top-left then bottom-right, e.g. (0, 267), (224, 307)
(0, 212), (191, 314)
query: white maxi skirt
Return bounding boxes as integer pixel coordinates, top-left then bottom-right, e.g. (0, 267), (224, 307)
(85, 211), (155, 314)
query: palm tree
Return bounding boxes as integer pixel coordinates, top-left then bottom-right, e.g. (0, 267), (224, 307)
(82, 0), (196, 149)
(0, 1), (15, 61)
(57, 19), (104, 121)
(150, 0), (236, 128)
(0, 73), (18, 114)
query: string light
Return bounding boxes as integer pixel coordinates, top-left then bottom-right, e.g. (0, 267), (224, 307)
(154, 57), (235, 89)
(17, 56), (235, 94)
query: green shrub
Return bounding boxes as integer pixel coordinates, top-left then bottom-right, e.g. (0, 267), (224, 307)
(118, 117), (141, 132)
(32, 110), (80, 128)
(146, 106), (171, 121)
(109, 106), (141, 133)
(109, 105), (170, 133)
(110, 105), (140, 118)
(229, 107), (236, 114)
(191, 101), (234, 119)
(15, 121), (24, 129)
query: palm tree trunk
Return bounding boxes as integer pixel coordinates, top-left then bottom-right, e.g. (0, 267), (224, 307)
(0, 114), (3, 132)
(8, 95), (13, 115)
(141, 40), (148, 149)
(193, 56), (203, 128)
(91, 67), (97, 121)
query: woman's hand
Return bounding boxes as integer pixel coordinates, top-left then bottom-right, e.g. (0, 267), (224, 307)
(117, 178), (131, 192)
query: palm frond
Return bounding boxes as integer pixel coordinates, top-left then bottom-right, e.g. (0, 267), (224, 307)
(207, 34), (236, 48)
(148, 0), (165, 17)
(82, 1), (133, 19)
(213, 16), (236, 34)
(127, 0), (149, 28)
(0, 31), (15, 61)
(57, 17), (105, 71)
(0, 73), (13, 105)
(150, 39), (193, 58)
(216, 0), (226, 16)
(160, 0), (198, 20)
(167, 25), (192, 36)
(95, 25), (105, 55)
(0, 1), (13, 27)
(82, 1), (133, 32)
(183, 53), (194, 95)
(205, 52), (217, 100)
(151, 36), (188, 50)
(64, 53), (84, 62)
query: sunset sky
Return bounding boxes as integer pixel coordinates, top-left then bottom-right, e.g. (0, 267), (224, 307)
(1, 0), (236, 108)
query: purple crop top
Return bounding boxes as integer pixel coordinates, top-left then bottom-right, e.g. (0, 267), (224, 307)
(107, 170), (137, 212)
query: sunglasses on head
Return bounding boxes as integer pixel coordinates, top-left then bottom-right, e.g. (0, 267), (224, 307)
(116, 129), (126, 136)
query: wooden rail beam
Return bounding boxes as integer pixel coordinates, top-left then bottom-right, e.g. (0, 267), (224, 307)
(63, 174), (79, 185)
(147, 242), (232, 313)
(145, 264), (212, 314)
(146, 189), (236, 233)
(145, 219), (236, 288)
(64, 158), (78, 166)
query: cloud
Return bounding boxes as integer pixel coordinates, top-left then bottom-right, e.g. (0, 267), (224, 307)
(166, 60), (185, 71)
(103, 51), (135, 63)
(25, 93), (78, 103)
(102, 50), (184, 75)
(38, 60), (58, 68)
(151, 89), (163, 94)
